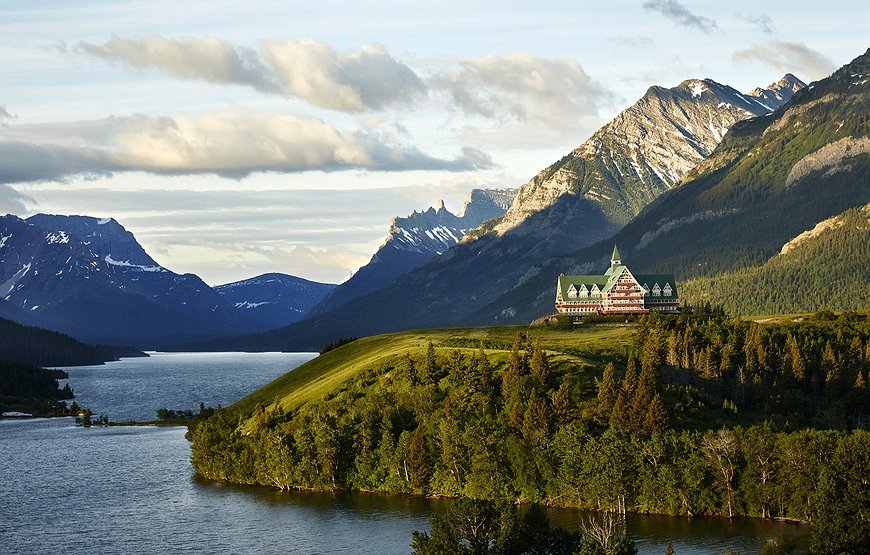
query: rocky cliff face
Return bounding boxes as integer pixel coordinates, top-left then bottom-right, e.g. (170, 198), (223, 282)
(493, 75), (806, 235)
(309, 188), (517, 315)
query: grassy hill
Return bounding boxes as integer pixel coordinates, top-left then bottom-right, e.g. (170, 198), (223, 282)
(231, 324), (633, 420)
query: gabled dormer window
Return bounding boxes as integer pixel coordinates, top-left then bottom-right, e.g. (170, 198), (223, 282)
(579, 285), (589, 298)
(663, 283), (672, 296)
(642, 283), (650, 294)
(567, 285), (577, 298)
(652, 284), (661, 297)
(591, 284), (600, 297)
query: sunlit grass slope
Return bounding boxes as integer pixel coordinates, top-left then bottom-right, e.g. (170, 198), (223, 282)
(231, 324), (634, 418)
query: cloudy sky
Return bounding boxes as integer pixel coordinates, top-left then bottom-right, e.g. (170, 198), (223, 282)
(2, 1), (867, 284)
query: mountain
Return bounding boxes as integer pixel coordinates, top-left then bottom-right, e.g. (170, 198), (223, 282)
(200, 73), (807, 351)
(680, 203), (870, 315)
(493, 74), (805, 235)
(214, 273), (335, 330)
(0, 214), (257, 347)
(466, 49), (869, 323)
(309, 188), (516, 315)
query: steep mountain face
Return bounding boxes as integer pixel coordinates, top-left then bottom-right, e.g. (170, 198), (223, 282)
(0, 214), (257, 347)
(26, 214), (158, 267)
(309, 188), (516, 315)
(468, 49), (870, 323)
(493, 74), (806, 235)
(214, 273), (335, 330)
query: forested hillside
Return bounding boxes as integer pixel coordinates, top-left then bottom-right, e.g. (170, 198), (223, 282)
(0, 316), (144, 367)
(681, 204), (870, 314)
(0, 359), (75, 415)
(189, 312), (869, 553)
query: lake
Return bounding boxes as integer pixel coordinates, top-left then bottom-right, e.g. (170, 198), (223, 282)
(0, 352), (808, 554)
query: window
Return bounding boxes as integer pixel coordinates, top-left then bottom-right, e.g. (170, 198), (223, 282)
(579, 284), (588, 298)
(567, 285), (577, 298)
(663, 283), (672, 296)
(652, 284), (661, 297)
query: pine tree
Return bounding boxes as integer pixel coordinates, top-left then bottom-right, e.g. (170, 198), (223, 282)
(646, 394), (669, 434)
(421, 341), (438, 386)
(552, 381), (576, 423)
(596, 362), (619, 422)
(622, 355), (638, 397)
(784, 333), (806, 382)
(502, 337), (527, 397)
(823, 341), (842, 394)
(408, 425), (432, 491)
(630, 380), (652, 434)
(609, 390), (629, 431)
(530, 340), (550, 387)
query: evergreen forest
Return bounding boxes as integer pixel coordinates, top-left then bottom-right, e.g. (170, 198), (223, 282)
(189, 313), (870, 553)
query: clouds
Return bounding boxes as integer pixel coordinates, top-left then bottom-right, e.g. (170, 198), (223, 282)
(642, 0), (718, 33)
(73, 36), (426, 113)
(71, 35), (611, 132)
(429, 53), (613, 131)
(0, 106), (14, 120)
(261, 40), (426, 112)
(0, 112), (492, 184)
(74, 35), (280, 94)
(737, 13), (775, 35)
(733, 40), (837, 81)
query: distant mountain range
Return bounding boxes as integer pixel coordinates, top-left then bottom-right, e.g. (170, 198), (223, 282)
(0, 215), (335, 347)
(214, 273), (334, 331)
(309, 188), (516, 315)
(210, 71), (814, 350)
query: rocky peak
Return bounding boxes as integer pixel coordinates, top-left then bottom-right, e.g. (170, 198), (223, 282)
(26, 213), (160, 268)
(493, 75), (806, 236)
(746, 73), (808, 111)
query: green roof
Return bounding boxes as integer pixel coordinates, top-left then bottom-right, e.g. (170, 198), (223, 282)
(635, 274), (679, 299)
(611, 245), (621, 262)
(557, 270), (678, 300)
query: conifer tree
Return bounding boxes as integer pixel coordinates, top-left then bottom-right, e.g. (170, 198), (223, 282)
(646, 393), (669, 434)
(630, 380), (652, 433)
(609, 390), (629, 431)
(421, 341), (438, 386)
(823, 341), (842, 393)
(409, 425), (432, 491)
(784, 333), (806, 382)
(552, 381), (576, 423)
(596, 362), (619, 422)
(622, 355), (638, 397)
(530, 340), (550, 387)
(502, 336), (527, 397)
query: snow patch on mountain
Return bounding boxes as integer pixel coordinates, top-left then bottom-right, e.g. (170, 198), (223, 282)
(104, 255), (166, 272)
(493, 74), (806, 236)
